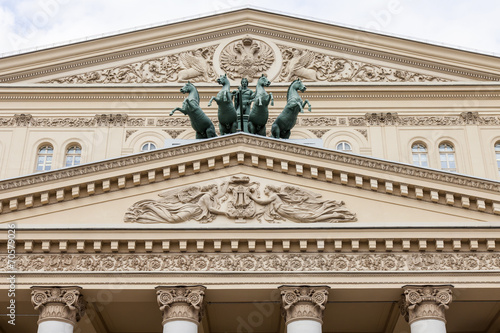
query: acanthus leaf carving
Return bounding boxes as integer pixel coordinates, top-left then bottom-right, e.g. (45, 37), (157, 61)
(156, 286), (206, 325)
(400, 285), (453, 324)
(31, 286), (86, 326)
(42, 46), (218, 84)
(279, 286), (329, 324)
(124, 177), (357, 224)
(276, 44), (451, 83)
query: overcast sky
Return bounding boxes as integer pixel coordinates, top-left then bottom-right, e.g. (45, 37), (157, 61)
(1, 0), (500, 57)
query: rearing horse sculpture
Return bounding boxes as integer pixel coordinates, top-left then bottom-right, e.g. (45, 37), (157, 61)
(271, 79), (311, 139)
(208, 74), (238, 135)
(170, 82), (216, 139)
(248, 74), (274, 136)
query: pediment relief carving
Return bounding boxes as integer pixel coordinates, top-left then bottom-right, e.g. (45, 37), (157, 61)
(41, 36), (451, 84)
(124, 176), (357, 224)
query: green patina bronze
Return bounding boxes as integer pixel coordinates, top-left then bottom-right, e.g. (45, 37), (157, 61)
(208, 74), (238, 135)
(271, 78), (311, 139)
(232, 78), (255, 132)
(248, 74), (274, 136)
(170, 82), (217, 139)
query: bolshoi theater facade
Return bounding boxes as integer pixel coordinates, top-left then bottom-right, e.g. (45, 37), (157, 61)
(1, 7), (500, 333)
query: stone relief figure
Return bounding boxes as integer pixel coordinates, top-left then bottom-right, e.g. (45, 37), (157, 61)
(169, 82), (217, 139)
(249, 185), (357, 223)
(124, 184), (226, 223)
(124, 177), (357, 224)
(282, 48), (317, 81)
(177, 48), (214, 82)
(220, 36), (275, 82)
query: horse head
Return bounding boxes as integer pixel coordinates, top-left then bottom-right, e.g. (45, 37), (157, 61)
(292, 78), (307, 93)
(180, 81), (193, 94)
(257, 74), (271, 87)
(216, 74), (230, 86)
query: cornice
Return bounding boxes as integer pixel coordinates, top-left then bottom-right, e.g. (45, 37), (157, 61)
(0, 134), (499, 217)
(0, 23), (499, 83)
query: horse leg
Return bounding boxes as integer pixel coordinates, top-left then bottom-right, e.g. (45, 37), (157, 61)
(196, 131), (206, 139)
(258, 97), (262, 106)
(257, 125), (266, 136)
(170, 107), (185, 116)
(248, 121), (256, 135)
(303, 99), (312, 112)
(230, 121), (238, 134)
(269, 93), (274, 106)
(208, 97), (217, 107)
(206, 125), (217, 138)
(283, 130), (291, 139)
(271, 123), (280, 138)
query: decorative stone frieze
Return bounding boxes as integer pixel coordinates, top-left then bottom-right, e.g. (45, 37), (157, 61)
(276, 45), (450, 82)
(42, 45), (218, 84)
(5, 252), (500, 273)
(279, 286), (330, 324)
(156, 286), (206, 325)
(400, 285), (453, 324)
(124, 176), (357, 224)
(31, 286), (86, 326)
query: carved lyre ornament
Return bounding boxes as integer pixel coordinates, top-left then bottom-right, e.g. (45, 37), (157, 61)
(31, 286), (86, 326)
(124, 176), (357, 224)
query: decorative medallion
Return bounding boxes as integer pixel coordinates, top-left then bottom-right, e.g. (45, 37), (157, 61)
(219, 36), (275, 82)
(124, 177), (357, 224)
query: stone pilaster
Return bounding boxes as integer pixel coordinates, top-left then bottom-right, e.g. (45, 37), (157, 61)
(400, 285), (453, 324)
(156, 286), (206, 325)
(279, 285), (330, 325)
(30, 286), (86, 326)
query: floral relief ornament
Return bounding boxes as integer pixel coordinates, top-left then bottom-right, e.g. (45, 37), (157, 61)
(124, 177), (357, 224)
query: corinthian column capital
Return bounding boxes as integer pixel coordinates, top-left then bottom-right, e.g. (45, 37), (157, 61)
(30, 286), (86, 326)
(156, 285), (206, 325)
(278, 285), (330, 325)
(400, 285), (453, 324)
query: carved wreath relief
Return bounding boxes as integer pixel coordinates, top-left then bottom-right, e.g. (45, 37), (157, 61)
(42, 37), (450, 83)
(124, 176), (357, 224)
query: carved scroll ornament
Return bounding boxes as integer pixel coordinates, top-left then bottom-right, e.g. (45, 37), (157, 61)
(124, 176), (357, 224)
(43, 46), (218, 84)
(400, 285), (453, 324)
(279, 286), (330, 324)
(31, 286), (86, 326)
(156, 286), (206, 325)
(276, 45), (450, 83)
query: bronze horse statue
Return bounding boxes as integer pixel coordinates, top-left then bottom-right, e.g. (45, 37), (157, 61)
(271, 79), (311, 139)
(248, 74), (274, 136)
(208, 74), (238, 135)
(170, 82), (216, 139)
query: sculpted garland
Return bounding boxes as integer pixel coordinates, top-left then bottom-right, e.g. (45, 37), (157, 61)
(124, 176), (357, 224)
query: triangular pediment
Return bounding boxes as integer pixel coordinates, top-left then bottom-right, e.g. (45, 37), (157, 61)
(1, 133), (500, 229)
(1, 8), (500, 84)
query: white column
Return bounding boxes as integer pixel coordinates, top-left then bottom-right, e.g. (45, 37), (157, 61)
(400, 285), (453, 333)
(156, 285), (206, 333)
(31, 286), (86, 333)
(279, 285), (330, 333)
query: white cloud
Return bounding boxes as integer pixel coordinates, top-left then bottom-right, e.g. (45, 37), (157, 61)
(1, 0), (499, 56)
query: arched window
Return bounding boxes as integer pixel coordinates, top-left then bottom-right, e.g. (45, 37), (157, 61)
(36, 145), (54, 171)
(336, 141), (352, 153)
(65, 145), (82, 167)
(141, 142), (157, 152)
(495, 142), (500, 176)
(411, 142), (428, 167)
(439, 142), (456, 172)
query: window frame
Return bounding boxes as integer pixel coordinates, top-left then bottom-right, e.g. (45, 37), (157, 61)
(411, 142), (429, 167)
(438, 142), (457, 172)
(36, 145), (54, 172)
(65, 145), (82, 167)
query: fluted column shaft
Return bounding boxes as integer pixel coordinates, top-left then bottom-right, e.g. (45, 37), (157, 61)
(31, 286), (86, 333)
(279, 285), (330, 333)
(156, 285), (206, 333)
(400, 285), (453, 333)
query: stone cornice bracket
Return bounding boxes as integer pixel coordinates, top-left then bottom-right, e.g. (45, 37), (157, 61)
(279, 285), (330, 325)
(400, 285), (453, 324)
(155, 285), (206, 325)
(30, 286), (86, 326)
